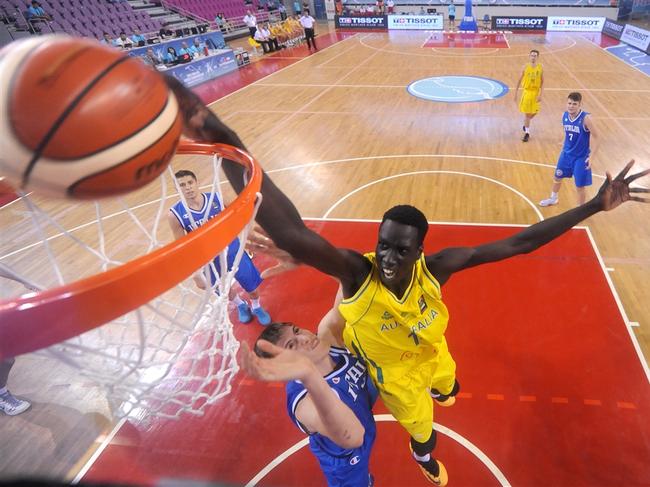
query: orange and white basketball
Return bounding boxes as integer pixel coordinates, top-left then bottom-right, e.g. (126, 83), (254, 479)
(0, 35), (182, 199)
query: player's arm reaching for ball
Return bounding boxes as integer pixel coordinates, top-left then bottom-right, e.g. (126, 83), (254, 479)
(425, 160), (650, 285)
(164, 76), (370, 298)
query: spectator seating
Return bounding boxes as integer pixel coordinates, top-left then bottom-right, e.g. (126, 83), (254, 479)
(165, 0), (274, 30)
(0, 0), (163, 39)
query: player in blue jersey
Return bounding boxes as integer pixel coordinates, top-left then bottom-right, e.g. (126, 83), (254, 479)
(540, 92), (597, 207)
(167, 169), (271, 325)
(241, 299), (378, 487)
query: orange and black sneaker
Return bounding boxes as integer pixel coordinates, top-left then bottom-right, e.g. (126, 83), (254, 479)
(409, 443), (449, 486)
(433, 395), (456, 407)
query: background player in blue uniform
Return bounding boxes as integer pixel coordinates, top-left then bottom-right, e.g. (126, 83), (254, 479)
(540, 92), (598, 207)
(241, 298), (378, 487)
(167, 169), (271, 325)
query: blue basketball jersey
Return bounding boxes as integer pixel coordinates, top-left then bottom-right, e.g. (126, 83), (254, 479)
(169, 192), (241, 261)
(286, 346), (377, 461)
(562, 110), (590, 158)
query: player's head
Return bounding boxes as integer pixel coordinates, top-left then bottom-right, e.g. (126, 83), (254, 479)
(376, 205), (427, 287)
(529, 49), (539, 63)
(567, 92), (582, 115)
(254, 322), (329, 363)
(175, 170), (198, 200)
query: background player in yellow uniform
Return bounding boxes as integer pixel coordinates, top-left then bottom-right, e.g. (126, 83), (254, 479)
(515, 49), (544, 142)
(165, 77), (650, 487)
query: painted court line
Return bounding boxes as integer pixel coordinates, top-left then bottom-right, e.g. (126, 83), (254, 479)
(245, 415), (512, 487)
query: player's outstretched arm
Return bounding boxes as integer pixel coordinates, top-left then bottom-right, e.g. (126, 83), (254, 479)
(427, 160), (650, 284)
(241, 341), (364, 448)
(164, 76), (369, 293)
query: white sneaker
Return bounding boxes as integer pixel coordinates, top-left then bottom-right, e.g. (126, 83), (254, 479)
(539, 197), (558, 207)
(0, 391), (31, 416)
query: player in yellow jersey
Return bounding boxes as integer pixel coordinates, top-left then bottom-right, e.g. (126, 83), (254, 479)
(515, 49), (544, 142)
(165, 77), (650, 487)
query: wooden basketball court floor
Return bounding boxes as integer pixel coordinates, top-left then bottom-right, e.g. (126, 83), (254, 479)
(1, 27), (649, 486)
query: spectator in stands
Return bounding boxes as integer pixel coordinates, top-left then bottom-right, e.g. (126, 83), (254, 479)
(164, 46), (178, 65)
(279, 3), (287, 20)
(189, 38), (206, 57)
(387, 0), (395, 14)
(27, 1), (51, 21)
(215, 12), (225, 32)
(300, 9), (316, 51)
(419, 6), (426, 14)
(376, 0), (384, 14)
(131, 28), (146, 47)
(101, 32), (113, 45)
(335, 0), (343, 15)
(243, 10), (257, 38)
(142, 47), (162, 67)
(114, 31), (134, 49)
(293, 0), (300, 14)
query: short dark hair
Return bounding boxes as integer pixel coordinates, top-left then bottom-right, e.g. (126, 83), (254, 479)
(175, 169), (197, 180)
(530, 49), (539, 55)
(120, 31), (126, 35)
(254, 322), (292, 358)
(568, 92), (582, 102)
(381, 205), (428, 246)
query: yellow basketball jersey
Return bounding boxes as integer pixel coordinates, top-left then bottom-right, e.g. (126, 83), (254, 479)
(340, 253), (450, 385)
(522, 63), (543, 91)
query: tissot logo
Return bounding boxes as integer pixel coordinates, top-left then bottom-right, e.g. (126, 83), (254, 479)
(553, 19), (599, 25)
(492, 16), (547, 30)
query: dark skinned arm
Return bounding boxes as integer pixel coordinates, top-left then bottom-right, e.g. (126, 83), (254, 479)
(165, 76), (370, 296)
(427, 160), (650, 285)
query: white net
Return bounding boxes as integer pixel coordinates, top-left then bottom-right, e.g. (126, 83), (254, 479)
(0, 148), (259, 419)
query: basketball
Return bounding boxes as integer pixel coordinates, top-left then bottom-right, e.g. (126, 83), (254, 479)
(0, 35), (183, 199)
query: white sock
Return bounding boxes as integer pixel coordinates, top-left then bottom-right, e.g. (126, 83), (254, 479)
(524, 126), (530, 134)
(0, 387), (8, 395)
(551, 192), (558, 199)
(413, 451), (431, 462)
(233, 295), (246, 306)
(250, 298), (261, 309)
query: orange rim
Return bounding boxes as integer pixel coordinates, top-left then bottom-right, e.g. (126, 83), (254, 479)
(0, 141), (262, 360)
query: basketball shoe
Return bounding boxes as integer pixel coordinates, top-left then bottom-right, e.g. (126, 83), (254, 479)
(252, 306), (271, 326)
(409, 443), (448, 486)
(0, 390), (31, 416)
(539, 197), (558, 207)
(237, 303), (253, 324)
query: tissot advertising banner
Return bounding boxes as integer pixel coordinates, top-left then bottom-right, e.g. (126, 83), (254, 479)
(547, 16), (605, 32)
(491, 16), (547, 31)
(620, 24), (650, 53)
(602, 18), (625, 39)
(335, 15), (388, 29)
(388, 14), (444, 30)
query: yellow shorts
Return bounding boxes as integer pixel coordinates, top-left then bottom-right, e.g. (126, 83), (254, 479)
(376, 341), (456, 442)
(519, 89), (540, 114)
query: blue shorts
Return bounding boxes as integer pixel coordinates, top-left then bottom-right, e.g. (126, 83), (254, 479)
(318, 449), (373, 487)
(208, 241), (263, 293)
(555, 151), (592, 188)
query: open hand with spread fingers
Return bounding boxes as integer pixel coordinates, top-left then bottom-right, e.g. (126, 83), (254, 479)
(595, 160), (650, 211)
(240, 341), (315, 383)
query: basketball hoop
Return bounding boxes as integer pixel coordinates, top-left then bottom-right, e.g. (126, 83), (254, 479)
(0, 141), (262, 418)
